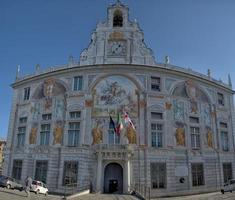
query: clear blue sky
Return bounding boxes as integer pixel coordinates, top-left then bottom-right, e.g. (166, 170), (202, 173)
(1, 0), (235, 139)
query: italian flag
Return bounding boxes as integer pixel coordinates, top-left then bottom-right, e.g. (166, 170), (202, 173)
(116, 113), (123, 135)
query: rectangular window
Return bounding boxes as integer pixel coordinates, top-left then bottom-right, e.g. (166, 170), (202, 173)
(42, 114), (52, 121)
(151, 77), (161, 92)
(220, 122), (228, 129)
(35, 160), (48, 184)
(69, 111), (81, 119)
(68, 122), (80, 146)
(151, 123), (163, 147)
(23, 87), (30, 100)
(19, 117), (27, 124)
(192, 163), (204, 186)
(17, 127), (26, 147)
(217, 93), (224, 106)
(63, 161), (78, 186)
(150, 163), (166, 189)
(73, 76), (83, 91)
(189, 117), (199, 124)
(221, 131), (229, 151)
(12, 160), (22, 180)
(191, 127), (200, 149)
(223, 163), (233, 183)
(151, 112), (163, 120)
(108, 123), (120, 144)
(40, 124), (50, 145)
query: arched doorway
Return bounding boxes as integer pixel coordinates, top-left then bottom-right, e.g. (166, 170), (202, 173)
(104, 163), (123, 194)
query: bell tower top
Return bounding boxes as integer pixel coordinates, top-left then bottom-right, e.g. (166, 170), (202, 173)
(79, 1), (156, 66)
(107, 1), (129, 28)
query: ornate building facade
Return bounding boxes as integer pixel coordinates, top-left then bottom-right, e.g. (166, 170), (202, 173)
(3, 1), (235, 198)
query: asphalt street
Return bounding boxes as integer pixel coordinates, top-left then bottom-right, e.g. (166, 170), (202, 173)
(1, 187), (235, 200)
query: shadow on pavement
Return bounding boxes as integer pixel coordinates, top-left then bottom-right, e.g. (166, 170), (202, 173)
(0, 189), (27, 198)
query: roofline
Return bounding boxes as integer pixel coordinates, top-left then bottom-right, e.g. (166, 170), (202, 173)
(12, 63), (235, 94)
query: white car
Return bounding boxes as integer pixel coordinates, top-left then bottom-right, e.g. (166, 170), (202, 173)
(221, 179), (235, 194)
(31, 180), (48, 195)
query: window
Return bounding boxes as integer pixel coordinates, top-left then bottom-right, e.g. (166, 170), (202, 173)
(221, 131), (229, 151)
(151, 112), (163, 120)
(150, 163), (166, 189)
(191, 127), (200, 149)
(192, 163), (204, 186)
(17, 127), (26, 147)
(220, 122), (229, 151)
(19, 117), (27, 124)
(68, 122), (80, 146)
(151, 123), (163, 148)
(73, 76), (83, 91)
(217, 93), (224, 106)
(151, 77), (161, 91)
(189, 117), (199, 124)
(42, 114), (52, 121)
(108, 122), (120, 144)
(220, 122), (228, 129)
(40, 124), (50, 145)
(12, 160), (22, 180)
(23, 87), (30, 100)
(223, 163), (233, 183)
(113, 10), (123, 27)
(63, 161), (78, 186)
(69, 111), (81, 119)
(35, 160), (48, 183)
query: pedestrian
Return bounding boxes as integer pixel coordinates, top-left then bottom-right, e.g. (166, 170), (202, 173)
(24, 176), (32, 197)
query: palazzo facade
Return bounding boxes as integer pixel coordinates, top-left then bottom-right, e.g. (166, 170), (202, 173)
(3, 1), (235, 198)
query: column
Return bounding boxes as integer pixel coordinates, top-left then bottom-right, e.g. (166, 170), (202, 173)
(96, 152), (102, 192)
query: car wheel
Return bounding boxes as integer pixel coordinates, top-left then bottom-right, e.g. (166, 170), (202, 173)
(19, 187), (23, 191)
(36, 189), (40, 194)
(45, 191), (48, 196)
(221, 189), (224, 194)
(230, 190), (232, 193)
(6, 184), (11, 189)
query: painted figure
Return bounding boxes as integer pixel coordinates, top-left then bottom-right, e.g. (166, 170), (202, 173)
(53, 122), (63, 144)
(126, 126), (137, 144)
(92, 125), (103, 145)
(175, 127), (185, 146)
(29, 127), (37, 144)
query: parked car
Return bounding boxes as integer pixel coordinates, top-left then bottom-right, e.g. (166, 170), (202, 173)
(0, 175), (23, 191)
(31, 180), (48, 195)
(221, 179), (235, 194)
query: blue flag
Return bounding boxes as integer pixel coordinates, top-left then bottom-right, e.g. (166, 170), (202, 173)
(109, 116), (116, 133)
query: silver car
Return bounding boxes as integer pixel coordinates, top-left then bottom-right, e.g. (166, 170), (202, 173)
(0, 175), (23, 191)
(221, 179), (235, 194)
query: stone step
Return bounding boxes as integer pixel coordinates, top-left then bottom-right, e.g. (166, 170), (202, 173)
(75, 194), (139, 200)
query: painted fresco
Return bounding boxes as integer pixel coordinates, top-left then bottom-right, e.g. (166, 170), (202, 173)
(173, 100), (184, 121)
(203, 104), (211, 126)
(92, 76), (138, 117)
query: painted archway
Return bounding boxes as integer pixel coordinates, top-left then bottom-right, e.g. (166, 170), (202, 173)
(104, 163), (123, 194)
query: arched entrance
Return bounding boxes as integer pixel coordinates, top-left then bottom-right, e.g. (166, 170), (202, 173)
(104, 163), (123, 194)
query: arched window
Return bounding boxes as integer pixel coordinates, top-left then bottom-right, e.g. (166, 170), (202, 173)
(113, 10), (123, 27)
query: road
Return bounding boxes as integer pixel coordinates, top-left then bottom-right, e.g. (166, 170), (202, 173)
(1, 187), (235, 200)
